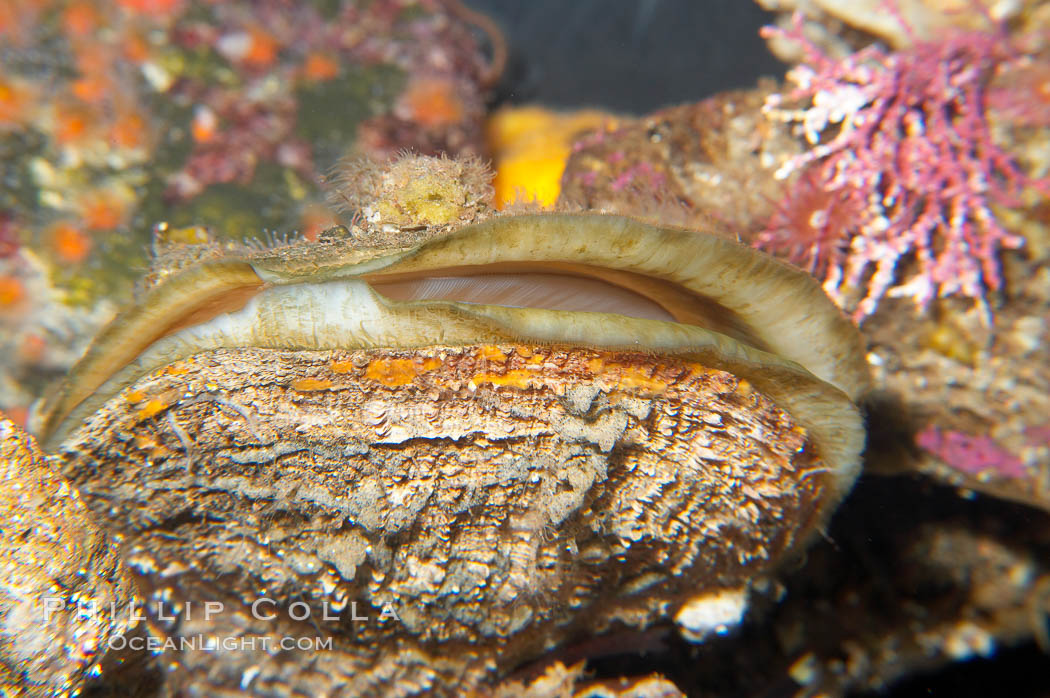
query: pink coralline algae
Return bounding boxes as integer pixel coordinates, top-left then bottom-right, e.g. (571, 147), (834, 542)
(0, 212), (19, 259)
(759, 14), (1050, 322)
(610, 162), (667, 193)
(917, 426), (1027, 479)
(1024, 423), (1050, 447)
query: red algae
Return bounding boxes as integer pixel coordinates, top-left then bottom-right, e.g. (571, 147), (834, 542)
(0, 214), (18, 259)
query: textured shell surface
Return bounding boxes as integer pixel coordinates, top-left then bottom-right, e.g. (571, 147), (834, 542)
(41, 212), (870, 694)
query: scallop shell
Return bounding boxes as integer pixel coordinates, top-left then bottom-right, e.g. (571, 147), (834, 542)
(42, 212), (869, 693)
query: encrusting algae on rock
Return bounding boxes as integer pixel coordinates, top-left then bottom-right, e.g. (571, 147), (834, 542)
(17, 154), (870, 695)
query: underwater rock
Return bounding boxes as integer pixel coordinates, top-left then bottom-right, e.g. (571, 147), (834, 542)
(0, 415), (135, 696)
(755, 0), (1029, 57)
(555, 61), (1050, 692)
(560, 75), (1050, 513)
(559, 84), (801, 236)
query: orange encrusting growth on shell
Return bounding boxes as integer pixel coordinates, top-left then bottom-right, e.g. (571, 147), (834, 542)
(362, 356), (447, 387)
(471, 369), (534, 389)
(137, 398), (169, 420)
(332, 346), (697, 398)
(329, 359), (356, 374)
(291, 377), (333, 392)
(124, 389), (146, 404)
(609, 365), (668, 394)
(471, 353), (670, 396)
(114, 345), (787, 434)
(478, 345), (507, 362)
(133, 432), (171, 459)
(366, 357), (421, 387)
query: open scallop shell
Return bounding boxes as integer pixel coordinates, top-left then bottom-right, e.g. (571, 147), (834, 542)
(39, 212), (870, 685)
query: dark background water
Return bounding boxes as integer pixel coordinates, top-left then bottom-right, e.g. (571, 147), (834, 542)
(464, 0), (784, 112)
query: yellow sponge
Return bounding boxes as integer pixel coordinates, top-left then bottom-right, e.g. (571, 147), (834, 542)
(486, 106), (616, 208)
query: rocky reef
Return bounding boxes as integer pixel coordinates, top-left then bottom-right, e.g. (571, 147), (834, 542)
(2, 1), (1050, 695)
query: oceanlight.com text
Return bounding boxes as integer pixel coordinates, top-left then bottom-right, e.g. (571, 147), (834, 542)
(108, 634), (335, 652)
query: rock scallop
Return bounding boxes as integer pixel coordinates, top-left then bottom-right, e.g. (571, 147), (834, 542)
(39, 212), (869, 694)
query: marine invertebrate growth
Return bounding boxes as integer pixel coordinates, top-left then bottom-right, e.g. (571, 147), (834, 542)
(485, 107), (616, 208)
(760, 12), (1050, 321)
